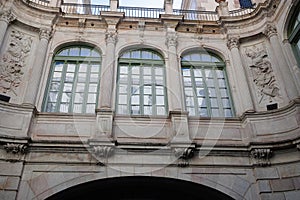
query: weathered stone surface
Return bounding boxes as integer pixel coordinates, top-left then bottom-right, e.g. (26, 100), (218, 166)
(255, 167), (280, 180)
(270, 178), (295, 192)
(277, 163), (300, 178)
(284, 190), (300, 200)
(0, 162), (23, 176)
(0, 176), (19, 190)
(0, 191), (17, 200)
(261, 193), (285, 200)
(258, 180), (272, 192)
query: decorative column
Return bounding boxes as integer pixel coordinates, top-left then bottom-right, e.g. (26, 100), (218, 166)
(227, 36), (254, 114)
(263, 24), (299, 99)
(23, 28), (52, 105)
(0, 10), (16, 48)
(95, 13), (123, 142)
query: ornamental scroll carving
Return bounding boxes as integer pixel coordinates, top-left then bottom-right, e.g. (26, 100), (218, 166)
(0, 30), (32, 95)
(105, 30), (118, 45)
(245, 45), (280, 104)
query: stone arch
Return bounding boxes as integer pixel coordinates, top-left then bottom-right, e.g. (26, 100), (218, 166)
(43, 176), (235, 200)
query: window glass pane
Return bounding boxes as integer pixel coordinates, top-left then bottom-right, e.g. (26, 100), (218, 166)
(206, 78), (214, 87)
(90, 74), (99, 82)
(78, 73), (86, 82)
(157, 106), (165, 115)
(59, 103), (69, 112)
(74, 93), (83, 103)
(216, 69), (224, 78)
(131, 51), (140, 59)
(201, 54), (211, 62)
(199, 108), (208, 117)
(156, 96), (164, 105)
(91, 50), (100, 57)
(208, 88), (216, 97)
(87, 94), (96, 103)
(131, 106), (140, 114)
(220, 89), (229, 97)
(185, 87), (193, 96)
(131, 85), (140, 94)
(197, 97), (206, 107)
(144, 95), (152, 105)
(218, 79), (226, 87)
(211, 108), (220, 117)
(195, 78), (203, 86)
(119, 85), (127, 93)
(86, 104), (95, 113)
(73, 104), (82, 113)
(131, 95), (140, 104)
(118, 105), (127, 114)
(131, 66), (140, 74)
(187, 107), (195, 116)
(205, 69), (213, 78)
(91, 64), (100, 73)
(120, 66), (128, 74)
(184, 77), (192, 86)
(186, 97), (194, 107)
(144, 76), (152, 84)
(196, 88), (205, 97)
(88, 84), (98, 92)
(58, 49), (68, 56)
(156, 86), (164, 95)
(48, 92), (58, 102)
(67, 64), (76, 72)
(182, 69), (191, 76)
(144, 86), (152, 94)
(61, 93), (71, 102)
(155, 76), (163, 84)
(53, 72), (62, 79)
(46, 103), (56, 112)
(190, 53), (201, 61)
(224, 109), (232, 117)
(142, 51), (152, 59)
(69, 48), (80, 56)
(119, 74), (128, 83)
(65, 73), (74, 82)
(210, 98), (218, 107)
(76, 83), (85, 92)
(54, 62), (63, 71)
(143, 67), (151, 75)
(63, 83), (73, 92)
(194, 69), (202, 77)
(222, 98), (231, 108)
(144, 106), (152, 115)
(119, 95), (127, 104)
(80, 48), (90, 57)
(50, 82), (60, 91)
(155, 68), (163, 76)
(132, 75), (140, 84)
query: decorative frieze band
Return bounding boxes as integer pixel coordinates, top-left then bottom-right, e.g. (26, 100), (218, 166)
(263, 23), (277, 38)
(227, 36), (239, 50)
(251, 148), (272, 167)
(0, 10), (16, 23)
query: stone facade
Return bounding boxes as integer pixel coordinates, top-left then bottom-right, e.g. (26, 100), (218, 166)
(0, 0), (299, 199)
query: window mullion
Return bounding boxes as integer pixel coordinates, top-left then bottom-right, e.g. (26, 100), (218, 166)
(191, 67), (199, 116)
(140, 64), (144, 115)
(202, 67), (211, 117)
(212, 68), (224, 117)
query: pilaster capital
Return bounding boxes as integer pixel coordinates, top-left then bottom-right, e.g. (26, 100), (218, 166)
(0, 10), (16, 24)
(263, 23), (277, 38)
(166, 32), (177, 48)
(105, 30), (118, 45)
(39, 28), (52, 41)
(227, 36), (239, 50)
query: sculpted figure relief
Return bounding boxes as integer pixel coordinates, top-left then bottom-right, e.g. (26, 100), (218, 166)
(245, 45), (280, 104)
(0, 30), (32, 95)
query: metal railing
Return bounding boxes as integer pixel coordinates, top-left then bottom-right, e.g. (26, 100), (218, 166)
(25, 0), (50, 6)
(61, 3), (110, 15)
(118, 6), (165, 18)
(229, 8), (254, 17)
(173, 9), (218, 21)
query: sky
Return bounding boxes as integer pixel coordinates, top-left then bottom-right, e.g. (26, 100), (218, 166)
(90, 0), (183, 9)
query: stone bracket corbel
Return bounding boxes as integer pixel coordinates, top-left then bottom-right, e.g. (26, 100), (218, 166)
(250, 148), (272, 167)
(3, 143), (28, 154)
(172, 144), (196, 167)
(88, 139), (116, 166)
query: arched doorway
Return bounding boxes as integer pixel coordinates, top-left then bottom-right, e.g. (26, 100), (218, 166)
(46, 176), (234, 200)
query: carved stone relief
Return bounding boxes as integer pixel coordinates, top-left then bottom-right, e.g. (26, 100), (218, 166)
(173, 147), (195, 167)
(0, 30), (32, 95)
(4, 143), (27, 154)
(244, 44), (280, 105)
(250, 148), (272, 167)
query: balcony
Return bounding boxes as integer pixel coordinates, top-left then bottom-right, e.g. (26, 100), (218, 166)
(23, 0), (257, 21)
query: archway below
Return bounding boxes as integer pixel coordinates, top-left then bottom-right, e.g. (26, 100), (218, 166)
(46, 176), (234, 200)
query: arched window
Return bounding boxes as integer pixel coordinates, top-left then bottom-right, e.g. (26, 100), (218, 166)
(116, 49), (167, 116)
(288, 6), (300, 63)
(181, 52), (234, 117)
(43, 46), (101, 114)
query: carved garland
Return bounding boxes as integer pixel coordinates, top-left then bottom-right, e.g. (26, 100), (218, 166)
(0, 30), (32, 95)
(4, 143), (27, 154)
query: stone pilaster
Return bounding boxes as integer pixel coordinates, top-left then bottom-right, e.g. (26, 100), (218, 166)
(0, 10), (16, 47)
(227, 36), (254, 115)
(23, 28), (51, 105)
(263, 23), (299, 99)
